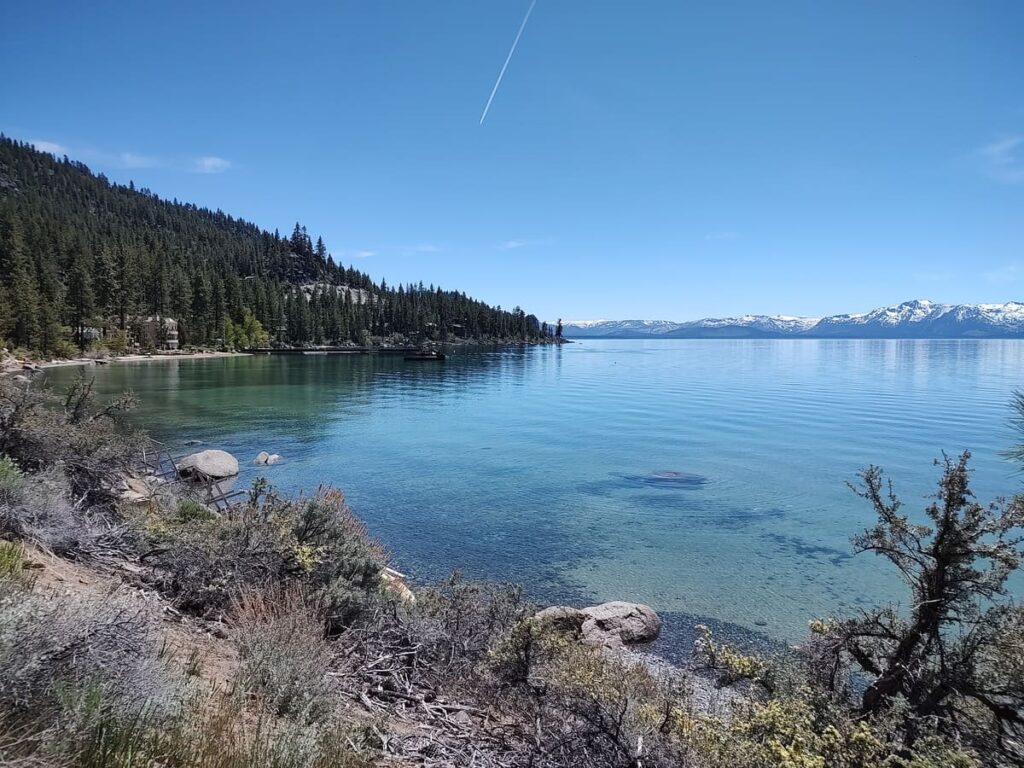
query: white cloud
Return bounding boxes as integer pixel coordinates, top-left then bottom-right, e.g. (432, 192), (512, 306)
(338, 249), (376, 260)
(30, 139), (67, 155)
(983, 264), (1023, 284)
(192, 155), (231, 174)
(116, 151), (159, 169)
(978, 135), (1024, 184)
(498, 237), (553, 250)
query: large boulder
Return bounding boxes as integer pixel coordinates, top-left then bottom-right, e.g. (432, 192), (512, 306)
(534, 605), (587, 634)
(580, 601), (662, 649)
(178, 449), (239, 480)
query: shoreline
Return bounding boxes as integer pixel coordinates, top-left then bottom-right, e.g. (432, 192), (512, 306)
(1, 350), (252, 376)
(2, 338), (570, 377)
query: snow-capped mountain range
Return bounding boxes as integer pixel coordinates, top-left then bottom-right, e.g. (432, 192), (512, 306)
(561, 300), (1024, 339)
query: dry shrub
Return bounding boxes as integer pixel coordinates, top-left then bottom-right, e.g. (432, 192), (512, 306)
(145, 485), (385, 629)
(403, 573), (530, 685)
(485, 617), (684, 767)
(0, 586), (179, 724)
(0, 376), (140, 512)
(0, 461), (109, 557)
(153, 692), (382, 768)
(232, 587), (333, 720)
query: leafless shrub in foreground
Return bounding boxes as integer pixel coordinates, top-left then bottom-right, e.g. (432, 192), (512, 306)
(0, 583), (181, 725)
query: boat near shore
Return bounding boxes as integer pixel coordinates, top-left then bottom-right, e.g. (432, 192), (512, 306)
(404, 351), (446, 361)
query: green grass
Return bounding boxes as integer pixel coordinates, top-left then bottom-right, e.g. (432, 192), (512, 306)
(0, 540), (25, 581)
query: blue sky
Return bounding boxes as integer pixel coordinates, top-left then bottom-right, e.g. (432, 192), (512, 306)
(2, 1), (1022, 321)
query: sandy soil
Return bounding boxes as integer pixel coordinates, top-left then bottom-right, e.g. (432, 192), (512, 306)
(22, 545), (238, 692)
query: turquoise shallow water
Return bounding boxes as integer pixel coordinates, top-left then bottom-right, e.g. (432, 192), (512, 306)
(45, 340), (1024, 657)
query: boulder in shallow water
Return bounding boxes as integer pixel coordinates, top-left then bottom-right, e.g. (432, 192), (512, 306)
(178, 449), (239, 479)
(254, 451), (283, 465)
(580, 601), (662, 648)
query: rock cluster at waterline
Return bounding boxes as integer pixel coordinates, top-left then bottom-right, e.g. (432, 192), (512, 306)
(254, 451), (283, 465)
(535, 600), (662, 650)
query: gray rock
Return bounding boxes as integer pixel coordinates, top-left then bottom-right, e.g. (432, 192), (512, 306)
(121, 476), (153, 503)
(534, 606), (586, 634)
(178, 449), (239, 479)
(580, 601), (662, 648)
(254, 451), (283, 465)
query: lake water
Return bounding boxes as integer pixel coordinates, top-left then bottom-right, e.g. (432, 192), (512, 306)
(45, 340), (1024, 659)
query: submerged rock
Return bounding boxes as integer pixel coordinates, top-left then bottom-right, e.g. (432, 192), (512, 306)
(254, 451), (283, 465)
(635, 470), (708, 489)
(178, 449), (239, 479)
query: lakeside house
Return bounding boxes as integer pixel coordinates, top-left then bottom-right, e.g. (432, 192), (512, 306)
(135, 316), (179, 350)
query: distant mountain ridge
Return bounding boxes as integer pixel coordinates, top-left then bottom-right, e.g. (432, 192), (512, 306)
(562, 300), (1024, 339)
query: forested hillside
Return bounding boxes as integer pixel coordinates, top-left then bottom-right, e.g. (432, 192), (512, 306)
(0, 136), (546, 354)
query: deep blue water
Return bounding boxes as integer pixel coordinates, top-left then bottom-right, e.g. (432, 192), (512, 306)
(45, 340), (1024, 658)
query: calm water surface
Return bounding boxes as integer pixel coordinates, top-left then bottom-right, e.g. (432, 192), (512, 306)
(46, 340), (1024, 657)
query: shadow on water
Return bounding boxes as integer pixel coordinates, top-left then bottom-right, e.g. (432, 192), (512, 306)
(578, 474), (786, 530)
(760, 532), (853, 567)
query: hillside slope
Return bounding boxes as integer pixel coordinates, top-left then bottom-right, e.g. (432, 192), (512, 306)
(0, 136), (546, 352)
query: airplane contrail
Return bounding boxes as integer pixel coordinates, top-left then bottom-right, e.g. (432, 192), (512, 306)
(479, 0), (537, 125)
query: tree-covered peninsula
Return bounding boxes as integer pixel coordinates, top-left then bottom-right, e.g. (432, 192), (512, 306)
(0, 136), (552, 356)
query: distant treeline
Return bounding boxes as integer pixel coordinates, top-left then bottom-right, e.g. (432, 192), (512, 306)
(0, 136), (548, 353)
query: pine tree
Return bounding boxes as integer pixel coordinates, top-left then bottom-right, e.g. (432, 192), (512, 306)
(0, 136), (549, 352)
(0, 217), (41, 349)
(66, 249), (95, 350)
